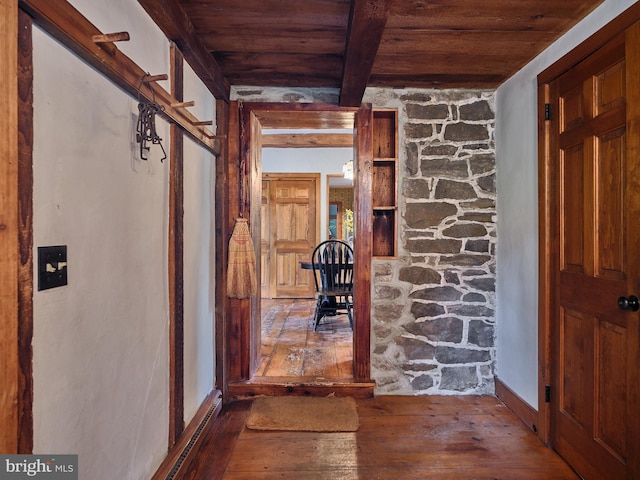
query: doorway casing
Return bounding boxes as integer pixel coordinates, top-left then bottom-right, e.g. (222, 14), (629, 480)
(224, 102), (374, 395)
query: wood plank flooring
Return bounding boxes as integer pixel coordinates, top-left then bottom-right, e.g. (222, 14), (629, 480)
(174, 395), (579, 479)
(257, 298), (353, 380)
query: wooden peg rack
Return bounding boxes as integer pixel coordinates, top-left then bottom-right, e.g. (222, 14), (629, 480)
(21, 0), (220, 156)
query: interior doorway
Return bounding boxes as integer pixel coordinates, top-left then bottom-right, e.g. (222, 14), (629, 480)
(258, 129), (355, 380)
(226, 102), (373, 393)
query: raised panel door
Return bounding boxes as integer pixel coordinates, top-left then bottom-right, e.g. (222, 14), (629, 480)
(550, 27), (640, 479)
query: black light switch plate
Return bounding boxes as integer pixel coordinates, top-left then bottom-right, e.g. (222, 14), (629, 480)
(38, 245), (68, 291)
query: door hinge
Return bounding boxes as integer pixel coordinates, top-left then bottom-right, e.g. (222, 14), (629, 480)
(544, 103), (551, 121)
(545, 385), (551, 403)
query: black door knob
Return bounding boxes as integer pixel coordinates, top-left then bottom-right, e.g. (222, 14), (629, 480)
(618, 295), (640, 312)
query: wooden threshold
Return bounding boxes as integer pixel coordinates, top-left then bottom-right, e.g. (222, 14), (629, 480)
(228, 377), (375, 399)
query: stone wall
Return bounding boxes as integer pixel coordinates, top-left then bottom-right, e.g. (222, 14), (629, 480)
(232, 86), (497, 395)
(364, 88), (496, 395)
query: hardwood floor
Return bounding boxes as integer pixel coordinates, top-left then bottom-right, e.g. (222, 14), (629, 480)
(177, 301), (579, 478)
(257, 298), (353, 380)
(173, 395), (579, 479)
(197, 300), (580, 478)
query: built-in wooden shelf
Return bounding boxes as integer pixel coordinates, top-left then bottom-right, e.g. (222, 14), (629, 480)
(373, 110), (397, 159)
(372, 109), (398, 257)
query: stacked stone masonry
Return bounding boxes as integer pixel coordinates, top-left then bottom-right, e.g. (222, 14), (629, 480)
(232, 86), (497, 396)
(365, 88), (496, 395)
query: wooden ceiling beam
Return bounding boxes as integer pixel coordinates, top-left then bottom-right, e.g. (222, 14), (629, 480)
(368, 73), (507, 89)
(339, 0), (393, 107)
(262, 133), (353, 148)
(132, 0), (606, 94)
(137, 0), (230, 102)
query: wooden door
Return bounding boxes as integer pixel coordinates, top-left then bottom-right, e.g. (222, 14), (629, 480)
(548, 25), (640, 480)
(328, 201), (343, 239)
(260, 180), (270, 298)
(263, 174), (317, 299)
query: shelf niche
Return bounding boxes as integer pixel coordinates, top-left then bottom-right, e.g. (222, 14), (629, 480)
(372, 109), (398, 258)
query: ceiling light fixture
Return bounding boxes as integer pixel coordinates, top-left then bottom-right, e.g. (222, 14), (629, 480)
(342, 161), (354, 180)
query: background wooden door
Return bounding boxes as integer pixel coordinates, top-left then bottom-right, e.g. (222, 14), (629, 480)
(260, 180), (270, 298)
(549, 25), (640, 479)
(328, 201), (343, 239)
(262, 174), (317, 299)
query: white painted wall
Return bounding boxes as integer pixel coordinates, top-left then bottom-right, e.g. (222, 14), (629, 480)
(495, 0), (638, 408)
(262, 147), (353, 241)
(32, 25), (170, 480)
(181, 49), (217, 433)
(31, 0), (219, 478)
(184, 61), (216, 132)
(183, 135), (216, 423)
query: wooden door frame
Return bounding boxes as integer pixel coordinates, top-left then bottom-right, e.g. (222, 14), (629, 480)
(225, 102), (372, 385)
(262, 172), (321, 299)
(1, 5), (33, 453)
(537, 1), (640, 446)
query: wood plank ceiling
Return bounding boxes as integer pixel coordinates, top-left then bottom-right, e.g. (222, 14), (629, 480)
(139, 0), (605, 106)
